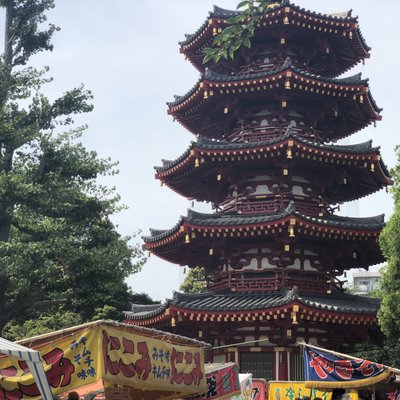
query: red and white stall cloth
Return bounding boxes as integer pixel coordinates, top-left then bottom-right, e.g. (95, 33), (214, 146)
(229, 374), (253, 400)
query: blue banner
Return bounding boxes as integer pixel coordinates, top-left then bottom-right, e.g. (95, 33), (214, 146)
(303, 347), (392, 389)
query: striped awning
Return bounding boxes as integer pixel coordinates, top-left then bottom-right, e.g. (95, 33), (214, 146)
(0, 336), (53, 399)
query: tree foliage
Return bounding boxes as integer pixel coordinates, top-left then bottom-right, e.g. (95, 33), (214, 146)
(180, 267), (206, 294)
(351, 341), (400, 369)
(0, 0), (146, 336)
(203, 0), (276, 64)
(379, 146), (400, 343)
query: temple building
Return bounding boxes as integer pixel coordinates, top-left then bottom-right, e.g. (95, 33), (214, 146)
(124, 1), (391, 380)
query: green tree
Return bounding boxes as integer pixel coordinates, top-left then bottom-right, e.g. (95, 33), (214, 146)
(378, 146), (400, 365)
(180, 267), (206, 294)
(203, 0), (275, 64)
(0, 0), (146, 336)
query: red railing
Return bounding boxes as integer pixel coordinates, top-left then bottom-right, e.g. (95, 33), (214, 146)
(206, 271), (329, 294)
(221, 196), (322, 216)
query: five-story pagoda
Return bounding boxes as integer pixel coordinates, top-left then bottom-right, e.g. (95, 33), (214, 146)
(124, 1), (391, 380)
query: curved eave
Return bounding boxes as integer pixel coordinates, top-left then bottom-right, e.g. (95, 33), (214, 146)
(167, 66), (381, 139)
(143, 209), (384, 267)
(154, 135), (392, 203)
(167, 63), (371, 109)
(180, 3), (369, 75)
(123, 291), (379, 325)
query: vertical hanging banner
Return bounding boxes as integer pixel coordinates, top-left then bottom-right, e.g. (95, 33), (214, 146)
(187, 362), (241, 400)
(0, 322), (207, 400)
(251, 379), (267, 400)
(303, 347), (392, 389)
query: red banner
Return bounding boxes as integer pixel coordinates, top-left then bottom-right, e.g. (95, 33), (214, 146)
(252, 379), (267, 400)
(189, 363), (241, 400)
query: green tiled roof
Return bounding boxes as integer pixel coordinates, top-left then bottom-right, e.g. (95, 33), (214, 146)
(155, 128), (387, 174)
(143, 203), (384, 243)
(124, 288), (380, 320)
(167, 58), (375, 108)
(179, 2), (363, 47)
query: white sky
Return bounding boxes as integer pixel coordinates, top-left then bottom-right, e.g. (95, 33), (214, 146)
(16, 1), (400, 301)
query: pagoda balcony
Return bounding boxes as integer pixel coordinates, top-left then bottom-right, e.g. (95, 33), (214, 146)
(220, 196), (324, 216)
(228, 124), (321, 144)
(206, 270), (331, 294)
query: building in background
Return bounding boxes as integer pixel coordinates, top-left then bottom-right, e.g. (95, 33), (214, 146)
(352, 270), (382, 294)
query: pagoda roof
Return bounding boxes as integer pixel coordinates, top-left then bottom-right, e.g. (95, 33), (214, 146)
(168, 59), (381, 140)
(168, 59), (371, 107)
(143, 203), (384, 270)
(181, 4), (358, 47)
(145, 206), (384, 243)
(124, 288), (379, 322)
(180, 2), (370, 76)
(154, 131), (391, 204)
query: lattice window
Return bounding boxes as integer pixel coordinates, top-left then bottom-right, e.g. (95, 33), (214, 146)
(240, 352), (274, 379)
(290, 352), (304, 381)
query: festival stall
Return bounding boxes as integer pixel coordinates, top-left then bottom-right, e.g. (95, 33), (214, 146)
(187, 362), (242, 400)
(0, 336), (53, 399)
(252, 379), (267, 400)
(268, 381), (358, 400)
(0, 320), (209, 400)
(301, 342), (400, 400)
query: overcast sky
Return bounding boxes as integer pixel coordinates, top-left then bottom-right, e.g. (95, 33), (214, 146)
(18, 1), (400, 301)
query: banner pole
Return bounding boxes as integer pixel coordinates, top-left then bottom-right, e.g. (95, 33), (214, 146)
(298, 342), (400, 374)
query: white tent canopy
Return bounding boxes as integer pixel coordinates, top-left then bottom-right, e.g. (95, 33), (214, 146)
(0, 336), (53, 399)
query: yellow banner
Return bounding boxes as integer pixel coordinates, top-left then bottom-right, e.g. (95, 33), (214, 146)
(268, 382), (358, 400)
(0, 323), (207, 399)
(101, 325), (206, 396)
(0, 327), (100, 398)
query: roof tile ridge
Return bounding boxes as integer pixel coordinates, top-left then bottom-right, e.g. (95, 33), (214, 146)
(172, 290), (210, 303)
(325, 213), (386, 224)
(186, 208), (215, 221)
(154, 141), (196, 171)
(289, 2), (357, 22)
(211, 5), (239, 16)
(143, 215), (186, 241)
(290, 65), (368, 86)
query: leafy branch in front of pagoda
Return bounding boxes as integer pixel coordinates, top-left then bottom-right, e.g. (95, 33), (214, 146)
(203, 0), (274, 64)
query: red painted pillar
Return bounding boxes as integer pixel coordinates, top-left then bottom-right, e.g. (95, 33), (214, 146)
(274, 347), (291, 381)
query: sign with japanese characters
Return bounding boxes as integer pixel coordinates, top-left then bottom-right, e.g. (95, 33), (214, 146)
(0, 327), (99, 399)
(189, 362), (241, 400)
(267, 382), (358, 400)
(101, 325), (206, 396)
(304, 347), (392, 389)
(0, 323), (207, 399)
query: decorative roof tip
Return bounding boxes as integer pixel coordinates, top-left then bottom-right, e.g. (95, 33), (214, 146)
(211, 5), (240, 17)
(283, 286), (299, 301)
(286, 200), (296, 214)
(283, 56), (293, 67)
(149, 228), (168, 237)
